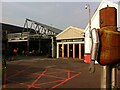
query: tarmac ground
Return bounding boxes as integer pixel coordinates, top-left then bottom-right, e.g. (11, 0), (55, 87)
(2, 56), (120, 89)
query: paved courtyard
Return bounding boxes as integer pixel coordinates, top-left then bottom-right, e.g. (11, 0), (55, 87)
(2, 56), (120, 89)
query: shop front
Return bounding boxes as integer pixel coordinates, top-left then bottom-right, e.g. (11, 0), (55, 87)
(56, 26), (84, 60)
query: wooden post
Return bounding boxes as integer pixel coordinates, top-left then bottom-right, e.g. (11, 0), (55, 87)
(57, 43), (59, 58)
(62, 44), (64, 58)
(79, 44), (81, 60)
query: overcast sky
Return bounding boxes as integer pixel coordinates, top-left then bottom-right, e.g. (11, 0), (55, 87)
(1, 0), (119, 30)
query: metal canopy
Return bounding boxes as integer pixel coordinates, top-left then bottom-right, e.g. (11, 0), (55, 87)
(7, 18), (62, 42)
(22, 18), (62, 38)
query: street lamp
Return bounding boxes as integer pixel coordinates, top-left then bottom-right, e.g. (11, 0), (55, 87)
(85, 4), (91, 37)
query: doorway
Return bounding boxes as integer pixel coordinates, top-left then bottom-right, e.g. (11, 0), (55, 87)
(59, 44), (62, 57)
(69, 44), (73, 58)
(81, 44), (84, 59)
(75, 44), (79, 58)
(64, 44), (67, 57)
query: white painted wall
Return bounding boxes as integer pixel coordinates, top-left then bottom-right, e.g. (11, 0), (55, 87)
(85, 0), (118, 54)
(118, 2), (120, 30)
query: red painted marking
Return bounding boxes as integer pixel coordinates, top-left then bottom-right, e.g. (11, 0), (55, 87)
(33, 80), (64, 88)
(49, 72), (81, 89)
(27, 68), (48, 89)
(6, 65), (81, 89)
(52, 68), (79, 73)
